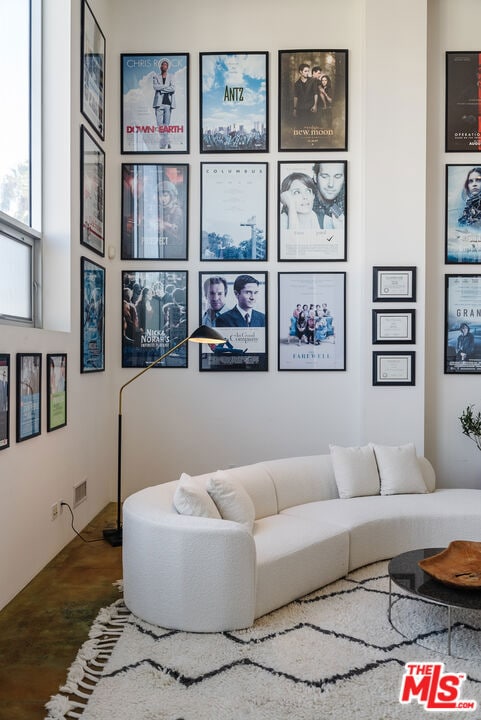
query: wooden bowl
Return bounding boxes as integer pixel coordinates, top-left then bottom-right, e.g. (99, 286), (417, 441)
(418, 541), (481, 589)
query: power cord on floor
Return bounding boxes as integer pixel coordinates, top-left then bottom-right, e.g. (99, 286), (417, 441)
(60, 501), (104, 543)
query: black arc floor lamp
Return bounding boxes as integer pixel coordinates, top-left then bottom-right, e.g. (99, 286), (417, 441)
(103, 325), (226, 546)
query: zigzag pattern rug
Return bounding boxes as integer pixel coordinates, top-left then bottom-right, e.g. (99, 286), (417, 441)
(46, 561), (481, 719)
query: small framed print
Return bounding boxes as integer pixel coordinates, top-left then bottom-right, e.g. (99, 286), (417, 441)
(372, 309), (416, 345)
(81, 257), (105, 373)
(121, 163), (189, 260)
(81, 125), (105, 257)
(445, 52), (481, 153)
(200, 52), (268, 153)
(81, 0), (105, 140)
(372, 266), (416, 302)
(16, 353), (42, 442)
(445, 274), (481, 374)
(47, 354), (67, 432)
(372, 351), (415, 386)
(446, 164), (481, 264)
(0, 354), (10, 450)
(201, 163), (267, 261)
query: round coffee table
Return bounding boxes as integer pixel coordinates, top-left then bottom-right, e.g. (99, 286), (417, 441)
(388, 547), (481, 655)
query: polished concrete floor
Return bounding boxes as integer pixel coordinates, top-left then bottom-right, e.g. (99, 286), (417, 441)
(0, 503), (122, 720)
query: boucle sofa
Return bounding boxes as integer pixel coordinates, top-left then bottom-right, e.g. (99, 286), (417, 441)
(122, 444), (481, 632)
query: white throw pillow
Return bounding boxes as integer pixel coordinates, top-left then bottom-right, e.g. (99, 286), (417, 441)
(371, 443), (427, 495)
(173, 473), (221, 518)
(329, 445), (380, 499)
(206, 473), (255, 532)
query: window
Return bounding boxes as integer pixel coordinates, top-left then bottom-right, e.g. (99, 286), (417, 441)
(0, 0), (42, 326)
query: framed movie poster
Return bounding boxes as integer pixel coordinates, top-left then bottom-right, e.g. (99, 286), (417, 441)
(200, 52), (268, 153)
(445, 274), (481, 373)
(16, 353), (41, 442)
(372, 309), (416, 345)
(199, 271), (268, 371)
(446, 164), (481, 263)
(446, 52), (481, 153)
(372, 267), (416, 302)
(47, 354), (67, 432)
(278, 161), (347, 261)
(122, 270), (188, 369)
(0, 354), (10, 450)
(121, 53), (189, 154)
(278, 49), (348, 151)
(81, 0), (105, 140)
(278, 272), (346, 371)
(372, 352), (415, 386)
(201, 163), (267, 261)
(81, 257), (105, 373)
(122, 163), (188, 260)
(81, 125), (105, 257)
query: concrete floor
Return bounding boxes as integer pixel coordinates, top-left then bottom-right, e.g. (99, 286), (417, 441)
(0, 503), (122, 720)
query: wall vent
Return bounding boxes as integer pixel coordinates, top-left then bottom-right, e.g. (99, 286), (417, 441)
(73, 479), (87, 507)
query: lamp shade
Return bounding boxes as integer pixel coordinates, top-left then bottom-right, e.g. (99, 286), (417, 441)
(188, 325), (226, 344)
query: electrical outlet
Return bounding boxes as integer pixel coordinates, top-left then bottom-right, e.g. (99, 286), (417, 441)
(59, 500), (65, 515)
(51, 502), (59, 521)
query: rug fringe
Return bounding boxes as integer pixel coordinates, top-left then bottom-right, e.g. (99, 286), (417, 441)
(45, 598), (130, 719)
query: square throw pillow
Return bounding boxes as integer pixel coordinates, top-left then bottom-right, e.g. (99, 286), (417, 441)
(371, 443), (427, 495)
(329, 445), (380, 499)
(206, 473), (255, 532)
(173, 473), (221, 518)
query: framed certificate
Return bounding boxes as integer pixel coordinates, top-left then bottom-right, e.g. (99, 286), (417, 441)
(372, 309), (415, 344)
(372, 352), (415, 386)
(372, 266), (416, 302)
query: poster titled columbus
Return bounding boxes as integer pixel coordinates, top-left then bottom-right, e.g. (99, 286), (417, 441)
(200, 52), (268, 153)
(446, 52), (481, 152)
(121, 53), (189, 154)
(445, 274), (481, 373)
(278, 50), (347, 152)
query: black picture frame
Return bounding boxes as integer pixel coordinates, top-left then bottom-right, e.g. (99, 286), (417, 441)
(372, 266), (416, 302)
(16, 353), (42, 442)
(200, 162), (268, 261)
(445, 273), (481, 374)
(445, 52), (481, 153)
(81, 0), (105, 140)
(278, 160), (347, 261)
(80, 125), (105, 257)
(278, 49), (348, 152)
(372, 309), (416, 345)
(199, 52), (268, 153)
(198, 271), (268, 371)
(81, 256), (105, 373)
(121, 163), (189, 260)
(47, 354), (67, 432)
(445, 164), (481, 264)
(372, 351), (415, 386)
(0, 354), (10, 451)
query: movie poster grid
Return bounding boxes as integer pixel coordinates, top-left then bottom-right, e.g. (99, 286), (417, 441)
(0, 354), (9, 450)
(47, 354), (67, 432)
(122, 163), (188, 260)
(278, 50), (348, 152)
(16, 353), (41, 442)
(446, 164), (481, 264)
(200, 52), (268, 153)
(278, 273), (345, 371)
(199, 271), (268, 371)
(446, 52), (481, 153)
(81, 257), (105, 373)
(122, 270), (188, 369)
(201, 163), (267, 261)
(278, 161), (346, 261)
(121, 54), (189, 154)
(445, 274), (481, 374)
(81, 125), (105, 257)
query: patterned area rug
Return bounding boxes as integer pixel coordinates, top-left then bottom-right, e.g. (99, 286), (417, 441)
(46, 561), (481, 719)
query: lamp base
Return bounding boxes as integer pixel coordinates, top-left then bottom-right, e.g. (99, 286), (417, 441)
(103, 527), (123, 547)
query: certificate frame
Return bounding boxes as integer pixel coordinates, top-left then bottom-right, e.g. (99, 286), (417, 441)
(446, 52), (481, 153)
(278, 49), (348, 152)
(81, 256), (105, 373)
(278, 160), (347, 261)
(372, 266), (416, 302)
(121, 53), (189, 154)
(16, 353), (42, 442)
(81, 0), (105, 140)
(47, 354), (67, 432)
(278, 271), (346, 371)
(372, 351), (415, 386)
(121, 163), (189, 260)
(199, 51), (268, 153)
(80, 125), (105, 257)
(445, 164), (481, 264)
(200, 162), (268, 261)
(372, 309), (416, 345)
(445, 273), (481, 374)
(0, 354), (10, 451)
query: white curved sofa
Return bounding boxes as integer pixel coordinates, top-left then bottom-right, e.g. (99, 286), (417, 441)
(122, 449), (481, 633)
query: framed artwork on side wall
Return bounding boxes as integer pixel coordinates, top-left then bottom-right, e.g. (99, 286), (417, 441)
(81, 257), (105, 373)
(0, 354), (10, 450)
(47, 354), (67, 432)
(80, 125), (105, 257)
(16, 353), (42, 442)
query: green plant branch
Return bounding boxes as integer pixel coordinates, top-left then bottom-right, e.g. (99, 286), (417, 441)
(459, 404), (481, 452)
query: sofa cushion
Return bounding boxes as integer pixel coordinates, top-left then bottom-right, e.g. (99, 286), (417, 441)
(329, 444), (380, 498)
(371, 443), (427, 495)
(263, 454), (339, 511)
(207, 473), (256, 531)
(173, 473), (222, 518)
